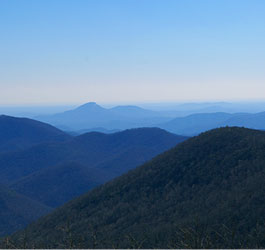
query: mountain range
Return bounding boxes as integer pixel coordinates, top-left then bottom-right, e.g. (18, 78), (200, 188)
(3, 101), (265, 119)
(3, 127), (186, 207)
(5, 127), (265, 248)
(0, 115), (70, 152)
(35, 102), (265, 136)
(0, 115), (187, 236)
(35, 102), (172, 131)
(160, 111), (265, 135)
(1, 110), (265, 248)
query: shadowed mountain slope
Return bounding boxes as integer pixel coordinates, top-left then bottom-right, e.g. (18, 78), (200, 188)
(11, 162), (108, 207)
(7, 127), (265, 248)
(0, 128), (186, 185)
(0, 185), (51, 237)
(0, 115), (71, 152)
(0, 128), (187, 208)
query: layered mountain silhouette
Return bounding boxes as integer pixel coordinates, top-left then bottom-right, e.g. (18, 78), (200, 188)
(0, 124), (186, 209)
(0, 184), (51, 236)
(0, 115), (71, 152)
(159, 111), (265, 135)
(35, 102), (265, 136)
(159, 112), (233, 135)
(36, 102), (171, 131)
(7, 127), (265, 248)
(69, 127), (120, 135)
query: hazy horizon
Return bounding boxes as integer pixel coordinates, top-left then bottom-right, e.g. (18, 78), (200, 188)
(2, 100), (265, 118)
(2, 98), (265, 107)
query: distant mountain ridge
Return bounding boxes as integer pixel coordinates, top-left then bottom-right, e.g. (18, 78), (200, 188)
(159, 111), (265, 135)
(36, 102), (171, 131)
(35, 102), (265, 135)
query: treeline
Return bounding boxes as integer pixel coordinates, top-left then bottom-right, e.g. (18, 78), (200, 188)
(2, 221), (265, 248)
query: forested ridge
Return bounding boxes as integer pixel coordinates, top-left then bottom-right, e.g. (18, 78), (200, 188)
(4, 127), (265, 248)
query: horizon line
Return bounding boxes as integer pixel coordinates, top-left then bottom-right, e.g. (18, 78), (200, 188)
(2, 98), (265, 107)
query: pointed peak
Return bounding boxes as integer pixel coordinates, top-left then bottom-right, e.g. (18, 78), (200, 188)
(80, 102), (98, 106)
(75, 102), (104, 110)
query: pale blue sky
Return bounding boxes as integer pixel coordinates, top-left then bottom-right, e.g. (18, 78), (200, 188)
(1, 0), (265, 105)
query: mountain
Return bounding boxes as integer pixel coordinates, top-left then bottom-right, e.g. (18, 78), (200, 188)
(222, 111), (265, 129)
(141, 101), (265, 116)
(159, 111), (265, 135)
(110, 105), (159, 118)
(11, 162), (108, 207)
(36, 102), (171, 131)
(3, 102), (265, 119)
(68, 127), (121, 136)
(0, 115), (71, 152)
(0, 184), (51, 237)
(0, 128), (187, 207)
(7, 127), (265, 248)
(159, 112), (233, 135)
(35, 102), (116, 130)
(35, 102), (265, 136)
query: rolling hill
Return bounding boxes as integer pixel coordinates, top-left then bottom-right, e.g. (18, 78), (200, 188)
(0, 115), (71, 152)
(0, 128), (187, 208)
(0, 185), (51, 237)
(6, 127), (265, 248)
(11, 162), (108, 207)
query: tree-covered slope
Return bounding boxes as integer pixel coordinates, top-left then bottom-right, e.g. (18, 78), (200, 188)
(7, 127), (265, 248)
(0, 115), (71, 152)
(0, 185), (51, 237)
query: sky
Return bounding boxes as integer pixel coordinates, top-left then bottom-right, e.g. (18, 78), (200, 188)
(1, 0), (265, 105)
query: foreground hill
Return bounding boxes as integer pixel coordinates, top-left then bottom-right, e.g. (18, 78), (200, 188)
(0, 185), (51, 237)
(0, 115), (70, 152)
(0, 128), (186, 208)
(7, 127), (265, 248)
